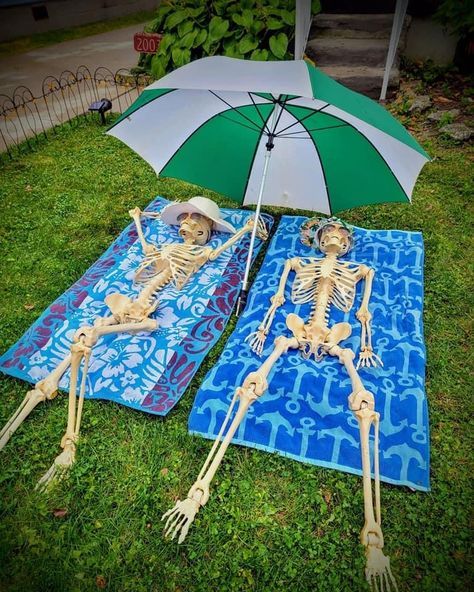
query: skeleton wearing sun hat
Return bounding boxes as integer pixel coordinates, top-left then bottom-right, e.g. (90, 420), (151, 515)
(0, 196), (267, 491)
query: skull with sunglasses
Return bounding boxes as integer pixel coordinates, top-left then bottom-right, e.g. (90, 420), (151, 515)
(177, 212), (213, 245)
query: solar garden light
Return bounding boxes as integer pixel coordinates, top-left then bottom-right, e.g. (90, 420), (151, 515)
(88, 98), (112, 124)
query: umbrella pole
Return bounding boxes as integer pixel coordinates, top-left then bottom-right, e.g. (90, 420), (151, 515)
(235, 140), (273, 316)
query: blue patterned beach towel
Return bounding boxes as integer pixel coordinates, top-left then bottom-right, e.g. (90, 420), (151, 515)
(189, 215), (429, 491)
(0, 197), (272, 416)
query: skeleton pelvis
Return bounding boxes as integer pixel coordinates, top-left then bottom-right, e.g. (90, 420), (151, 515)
(105, 293), (157, 323)
(286, 313), (351, 357)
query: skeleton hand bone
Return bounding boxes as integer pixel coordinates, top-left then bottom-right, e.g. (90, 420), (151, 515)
(244, 215), (269, 241)
(245, 326), (267, 356)
(357, 347), (383, 370)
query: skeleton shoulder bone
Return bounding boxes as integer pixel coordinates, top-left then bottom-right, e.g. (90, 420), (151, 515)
(0, 197), (266, 489)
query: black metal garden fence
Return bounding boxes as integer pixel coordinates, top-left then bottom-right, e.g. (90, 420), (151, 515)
(0, 65), (152, 159)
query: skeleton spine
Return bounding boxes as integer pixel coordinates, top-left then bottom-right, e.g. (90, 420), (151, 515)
(137, 268), (173, 308)
(308, 279), (333, 329)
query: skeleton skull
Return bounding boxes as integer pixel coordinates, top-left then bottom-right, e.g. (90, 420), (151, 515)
(177, 212), (213, 245)
(300, 217), (354, 257)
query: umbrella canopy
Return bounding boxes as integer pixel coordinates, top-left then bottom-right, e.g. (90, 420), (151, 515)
(108, 57), (429, 215)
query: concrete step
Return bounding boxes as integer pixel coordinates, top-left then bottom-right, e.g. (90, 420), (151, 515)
(316, 65), (399, 99)
(310, 13), (395, 39)
(306, 37), (389, 68)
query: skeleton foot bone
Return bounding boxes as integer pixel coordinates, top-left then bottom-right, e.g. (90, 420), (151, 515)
(365, 545), (399, 592)
(162, 498), (201, 543)
(162, 482), (208, 543)
(36, 439), (76, 491)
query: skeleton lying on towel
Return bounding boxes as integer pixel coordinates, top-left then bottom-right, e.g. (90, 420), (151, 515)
(0, 196), (267, 488)
(163, 217), (398, 591)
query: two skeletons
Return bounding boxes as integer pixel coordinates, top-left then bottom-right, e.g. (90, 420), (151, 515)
(163, 217), (397, 591)
(0, 196), (266, 488)
(1, 204), (397, 588)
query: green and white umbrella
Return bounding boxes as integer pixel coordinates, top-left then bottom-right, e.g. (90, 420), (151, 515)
(108, 56), (429, 308)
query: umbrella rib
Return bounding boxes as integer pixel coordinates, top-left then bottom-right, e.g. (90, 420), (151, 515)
(248, 92), (272, 136)
(297, 104), (410, 201)
(240, 104), (276, 204)
(274, 102), (330, 137)
(217, 112), (263, 134)
(277, 123), (349, 137)
(208, 90), (265, 134)
(269, 95), (287, 137)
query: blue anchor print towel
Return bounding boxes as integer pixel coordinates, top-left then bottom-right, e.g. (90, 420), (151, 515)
(189, 216), (429, 491)
(0, 197), (272, 416)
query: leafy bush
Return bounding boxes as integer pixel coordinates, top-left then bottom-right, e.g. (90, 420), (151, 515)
(137, 0), (321, 78)
(434, 0), (474, 39)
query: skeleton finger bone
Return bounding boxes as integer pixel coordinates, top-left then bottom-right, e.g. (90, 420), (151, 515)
(357, 347), (383, 370)
(255, 215), (269, 241)
(245, 328), (267, 356)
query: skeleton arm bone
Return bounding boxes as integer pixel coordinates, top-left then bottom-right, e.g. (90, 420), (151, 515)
(356, 266), (382, 369)
(246, 258), (297, 356)
(208, 215), (268, 262)
(129, 207), (159, 256)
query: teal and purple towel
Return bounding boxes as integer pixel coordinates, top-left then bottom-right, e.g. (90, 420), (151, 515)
(0, 197), (272, 416)
(189, 216), (429, 491)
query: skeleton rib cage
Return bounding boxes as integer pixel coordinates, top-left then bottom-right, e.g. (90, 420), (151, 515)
(135, 244), (213, 291)
(291, 257), (362, 313)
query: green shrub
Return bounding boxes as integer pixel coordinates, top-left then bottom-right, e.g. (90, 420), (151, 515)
(137, 0), (321, 78)
(434, 0), (474, 39)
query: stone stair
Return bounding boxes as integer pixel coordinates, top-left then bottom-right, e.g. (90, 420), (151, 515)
(306, 13), (410, 99)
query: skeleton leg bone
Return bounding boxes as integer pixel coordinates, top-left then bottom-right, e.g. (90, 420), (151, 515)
(0, 354), (72, 451)
(36, 318), (157, 490)
(1, 270), (166, 451)
(327, 344), (398, 591)
(162, 335), (299, 544)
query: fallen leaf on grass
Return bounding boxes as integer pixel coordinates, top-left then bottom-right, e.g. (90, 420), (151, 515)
(24, 303), (35, 310)
(96, 575), (107, 589)
(52, 508), (68, 518)
(160, 467), (169, 476)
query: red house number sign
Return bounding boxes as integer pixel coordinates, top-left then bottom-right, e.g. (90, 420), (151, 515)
(134, 33), (162, 54)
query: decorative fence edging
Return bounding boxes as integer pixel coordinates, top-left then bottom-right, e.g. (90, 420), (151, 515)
(0, 65), (152, 159)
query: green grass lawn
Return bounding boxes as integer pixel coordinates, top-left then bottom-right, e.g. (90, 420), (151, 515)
(0, 116), (472, 592)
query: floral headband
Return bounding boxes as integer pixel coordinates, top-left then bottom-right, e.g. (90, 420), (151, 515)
(300, 216), (354, 250)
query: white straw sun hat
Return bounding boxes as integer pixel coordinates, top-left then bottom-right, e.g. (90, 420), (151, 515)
(161, 196), (236, 234)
